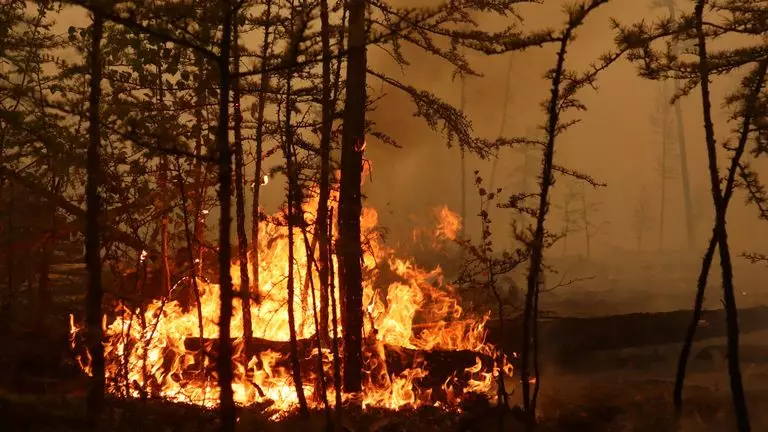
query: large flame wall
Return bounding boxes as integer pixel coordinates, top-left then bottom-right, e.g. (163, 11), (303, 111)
(70, 199), (508, 417)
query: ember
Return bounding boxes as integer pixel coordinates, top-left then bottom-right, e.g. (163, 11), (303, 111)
(69, 197), (511, 418)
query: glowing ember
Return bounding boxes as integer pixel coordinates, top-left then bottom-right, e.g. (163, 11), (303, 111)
(70, 194), (511, 418)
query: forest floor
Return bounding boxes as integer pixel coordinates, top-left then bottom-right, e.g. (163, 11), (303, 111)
(0, 370), (766, 431)
(2, 258), (768, 431)
(2, 316), (767, 431)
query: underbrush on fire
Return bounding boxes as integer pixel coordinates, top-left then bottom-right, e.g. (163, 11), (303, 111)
(1, 376), (766, 432)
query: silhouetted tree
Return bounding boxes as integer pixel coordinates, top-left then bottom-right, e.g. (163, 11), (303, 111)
(616, 2), (768, 429)
(632, 186), (652, 251)
(85, 10), (105, 430)
(519, 0), (624, 423)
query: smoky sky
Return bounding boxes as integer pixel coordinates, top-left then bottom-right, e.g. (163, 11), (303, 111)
(51, 1), (768, 261)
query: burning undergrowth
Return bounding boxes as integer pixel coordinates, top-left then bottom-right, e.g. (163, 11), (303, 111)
(69, 197), (512, 419)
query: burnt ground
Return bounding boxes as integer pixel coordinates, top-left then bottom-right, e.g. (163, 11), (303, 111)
(1, 257), (768, 431)
(1, 372), (766, 432)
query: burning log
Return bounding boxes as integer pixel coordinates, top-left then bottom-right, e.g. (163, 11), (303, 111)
(183, 336), (495, 399)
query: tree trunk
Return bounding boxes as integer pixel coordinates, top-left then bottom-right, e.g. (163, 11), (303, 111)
(174, 158), (206, 369)
(2, 180), (12, 328)
(665, 0), (695, 249)
(338, 0), (366, 394)
(232, 12), (253, 360)
(674, 14), (767, 427)
(36, 231), (53, 332)
(157, 53), (171, 297)
(328, 207), (343, 426)
(215, 4), (236, 431)
(192, 52), (207, 277)
(317, 0), (333, 343)
(692, 2), (749, 429)
(250, 0), (273, 307)
(658, 81), (669, 251)
(521, 27), (571, 424)
(282, 66), (310, 417)
(85, 12), (105, 431)
(486, 55), (514, 210)
(674, 56), (768, 415)
(581, 188), (591, 260)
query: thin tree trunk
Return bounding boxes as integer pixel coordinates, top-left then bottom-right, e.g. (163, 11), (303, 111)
(36, 183), (57, 333)
(659, 81), (669, 251)
(36, 230), (54, 332)
(486, 55), (514, 209)
(282, 64), (310, 417)
(232, 13), (253, 358)
(1, 180), (11, 327)
(298, 215), (331, 421)
(521, 27), (571, 425)
(250, 0), (273, 307)
(157, 54), (171, 297)
(673, 51), (768, 429)
(459, 80), (467, 235)
(581, 187), (591, 260)
(192, 51), (207, 278)
(215, 4), (236, 431)
(317, 0), (334, 343)
(562, 198), (569, 257)
(531, 275), (541, 415)
(338, 0), (366, 394)
(691, 3), (750, 429)
(328, 207), (343, 426)
(174, 158), (206, 374)
(665, 0), (695, 249)
(85, 12), (105, 431)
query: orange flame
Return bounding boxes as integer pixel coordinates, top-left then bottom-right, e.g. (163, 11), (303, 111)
(434, 206), (461, 241)
(70, 195), (510, 418)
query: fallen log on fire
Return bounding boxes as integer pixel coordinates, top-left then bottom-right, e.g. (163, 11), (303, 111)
(183, 336), (495, 398)
(486, 305), (768, 361)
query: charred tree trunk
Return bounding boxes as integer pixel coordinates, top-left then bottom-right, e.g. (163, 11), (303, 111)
(690, 2), (749, 429)
(338, 0), (366, 394)
(159, 172), (170, 295)
(673, 11), (767, 428)
(282, 67), (310, 417)
(85, 12), (105, 430)
(521, 27), (571, 424)
(328, 207), (343, 424)
(216, 4), (236, 431)
(250, 0), (273, 306)
(232, 13), (253, 358)
(459, 79), (467, 234)
(157, 53), (171, 297)
(2, 181), (12, 327)
(174, 158), (206, 368)
(317, 0), (333, 343)
(192, 27), (210, 278)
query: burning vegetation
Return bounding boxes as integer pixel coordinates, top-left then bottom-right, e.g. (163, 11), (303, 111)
(4, 0), (768, 431)
(69, 199), (510, 418)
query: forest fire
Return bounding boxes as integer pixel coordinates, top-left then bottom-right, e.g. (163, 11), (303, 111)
(69, 199), (511, 418)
